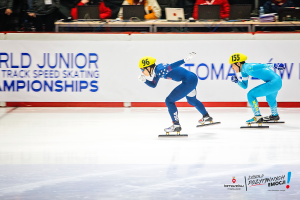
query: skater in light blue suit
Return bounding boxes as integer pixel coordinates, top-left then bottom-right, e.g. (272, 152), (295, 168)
(229, 53), (285, 123)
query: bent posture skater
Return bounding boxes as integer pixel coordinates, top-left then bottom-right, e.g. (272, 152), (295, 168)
(230, 53), (285, 123)
(138, 53), (213, 133)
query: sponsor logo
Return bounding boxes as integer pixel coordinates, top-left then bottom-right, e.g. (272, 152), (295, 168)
(246, 172), (291, 192)
(286, 172), (292, 189)
(232, 176), (236, 183)
(224, 176), (245, 191)
(222, 172), (291, 192)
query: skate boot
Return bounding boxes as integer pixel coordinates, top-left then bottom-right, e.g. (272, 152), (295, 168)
(198, 113), (213, 125)
(246, 115), (263, 124)
(164, 124), (182, 135)
(263, 114), (280, 122)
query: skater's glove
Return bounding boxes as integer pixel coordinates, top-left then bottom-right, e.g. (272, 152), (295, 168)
(184, 52), (196, 62)
(274, 63), (285, 70)
(231, 75), (238, 83)
(138, 74), (146, 83)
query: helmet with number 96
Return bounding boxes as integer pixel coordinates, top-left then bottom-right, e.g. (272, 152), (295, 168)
(139, 56), (156, 69)
(229, 53), (247, 64)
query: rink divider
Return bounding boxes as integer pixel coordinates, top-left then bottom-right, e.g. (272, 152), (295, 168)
(259, 102), (300, 107)
(5, 102), (124, 107)
(0, 33), (5, 40)
(131, 102), (247, 107)
(5, 102), (300, 107)
(1, 32), (300, 41)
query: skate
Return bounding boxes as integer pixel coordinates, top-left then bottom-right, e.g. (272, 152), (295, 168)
(241, 115), (269, 129)
(197, 114), (221, 128)
(164, 124), (182, 133)
(246, 115), (263, 124)
(262, 115), (284, 123)
(263, 114), (279, 121)
(159, 124), (187, 137)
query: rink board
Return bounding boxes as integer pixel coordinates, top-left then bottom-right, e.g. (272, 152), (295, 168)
(0, 34), (299, 103)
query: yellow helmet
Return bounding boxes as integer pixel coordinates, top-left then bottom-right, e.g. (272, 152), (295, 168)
(229, 53), (247, 64)
(139, 56), (156, 69)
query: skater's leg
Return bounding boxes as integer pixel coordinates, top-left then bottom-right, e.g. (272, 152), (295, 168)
(165, 83), (195, 123)
(185, 75), (212, 123)
(247, 78), (282, 117)
(266, 92), (278, 116)
(247, 89), (262, 116)
(186, 90), (207, 116)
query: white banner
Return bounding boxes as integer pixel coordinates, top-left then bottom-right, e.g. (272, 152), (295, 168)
(0, 39), (299, 102)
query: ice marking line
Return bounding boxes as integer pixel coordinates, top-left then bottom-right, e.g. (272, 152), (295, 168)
(0, 107), (18, 120)
(0, 166), (161, 196)
(127, 165), (272, 193)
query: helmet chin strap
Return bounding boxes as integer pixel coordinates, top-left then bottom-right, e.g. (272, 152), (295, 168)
(145, 64), (156, 77)
(236, 63), (241, 73)
(145, 68), (152, 77)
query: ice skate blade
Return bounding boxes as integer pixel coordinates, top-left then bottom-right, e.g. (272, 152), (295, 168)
(240, 125), (269, 129)
(159, 131), (187, 137)
(196, 122), (221, 128)
(262, 121), (284, 123)
(159, 134), (188, 137)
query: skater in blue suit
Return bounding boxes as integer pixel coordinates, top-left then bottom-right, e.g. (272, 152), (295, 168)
(138, 53), (213, 133)
(230, 53), (285, 123)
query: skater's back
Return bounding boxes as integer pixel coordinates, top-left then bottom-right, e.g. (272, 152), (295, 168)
(241, 63), (281, 82)
(155, 61), (196, 82)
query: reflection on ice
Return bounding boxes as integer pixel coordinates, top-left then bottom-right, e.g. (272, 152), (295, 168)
(0, 107), (299, 199)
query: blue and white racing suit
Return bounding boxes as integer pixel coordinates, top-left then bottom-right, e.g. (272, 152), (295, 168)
(144, 59), (208, 122)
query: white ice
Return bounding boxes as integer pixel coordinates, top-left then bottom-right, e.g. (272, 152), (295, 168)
(0, 107), (299, 199)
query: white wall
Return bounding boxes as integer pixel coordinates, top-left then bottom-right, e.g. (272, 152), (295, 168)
(0, 33), (299, 102)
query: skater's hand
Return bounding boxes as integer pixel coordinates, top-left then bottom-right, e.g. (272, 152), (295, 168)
(231, 75), (238, 83)
(184, 52), (196, 62)
(274, 63), (285, 70)
(138, 74), (146, 82)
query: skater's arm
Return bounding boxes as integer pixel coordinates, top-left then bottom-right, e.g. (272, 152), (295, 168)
(145, 75), (160, 88)
(237, 77), (248, 89)
(168, 52), (196, 70)
(231, 74), (248, 89)
(169, 60), (185, 70)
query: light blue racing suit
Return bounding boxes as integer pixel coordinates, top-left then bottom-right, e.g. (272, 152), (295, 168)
(238, 63), (282, 116)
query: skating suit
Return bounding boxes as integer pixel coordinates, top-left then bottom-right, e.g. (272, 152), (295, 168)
(238, 63), (282, 116)
(144, 59), (207, 122)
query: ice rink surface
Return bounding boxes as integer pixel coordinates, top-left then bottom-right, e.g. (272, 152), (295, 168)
(0, 107), (299, 199)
